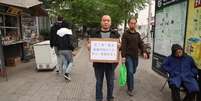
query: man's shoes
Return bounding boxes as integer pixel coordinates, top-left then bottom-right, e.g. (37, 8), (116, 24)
(56, 70), (59, 74)
(64, 73), (71, 81)
(107, 99), (114, 101)
(96, 99), (102, 101)
(107, 98), (114, 101)
(107, 97), (114, 101)
(127, 90), (134, 96)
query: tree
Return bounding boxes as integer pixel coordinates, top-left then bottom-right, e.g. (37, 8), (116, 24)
(41, 0), (147, 28)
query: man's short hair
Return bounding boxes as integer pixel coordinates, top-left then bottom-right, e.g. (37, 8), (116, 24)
(57, 15), (64, 21)
(101, 15), (111, 21)
(128, 16), (137, 23)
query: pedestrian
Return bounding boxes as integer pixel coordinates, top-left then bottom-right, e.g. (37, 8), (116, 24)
(88, 15), (120, 101)
(197, 69), (201, 101)
(162, 44), (199, 101)
(50, 16), (75, 80)
(120, 16), (148, 96)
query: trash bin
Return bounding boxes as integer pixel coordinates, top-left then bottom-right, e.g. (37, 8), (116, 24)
(33, 40), (57, 70)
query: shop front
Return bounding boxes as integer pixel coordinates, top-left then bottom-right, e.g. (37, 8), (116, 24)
(0, 5), (24, 67)
(0, 0), (47, 70)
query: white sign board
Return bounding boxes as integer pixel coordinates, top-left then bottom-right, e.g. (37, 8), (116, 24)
(90, 38), (119, 63)
(154, 1), (187, 56)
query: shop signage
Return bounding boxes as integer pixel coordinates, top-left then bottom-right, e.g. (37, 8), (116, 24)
(185, 0), (201, 69)
(7, 6), (22, 15)
(156, 0), (186, 10)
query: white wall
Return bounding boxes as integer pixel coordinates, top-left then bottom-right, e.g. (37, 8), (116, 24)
(137, 0), (155, 25)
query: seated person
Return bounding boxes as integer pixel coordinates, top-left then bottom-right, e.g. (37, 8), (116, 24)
(197, 68), (201, 101)
(162, 44), (199, 101)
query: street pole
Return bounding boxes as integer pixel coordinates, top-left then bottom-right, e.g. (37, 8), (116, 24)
(147, 0), (152, 42)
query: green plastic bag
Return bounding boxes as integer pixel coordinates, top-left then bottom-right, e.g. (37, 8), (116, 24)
(118, 64), (127, 87)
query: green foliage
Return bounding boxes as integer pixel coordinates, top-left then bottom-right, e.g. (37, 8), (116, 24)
(39, 29), (50, 40)
(41, 0), (147, 27)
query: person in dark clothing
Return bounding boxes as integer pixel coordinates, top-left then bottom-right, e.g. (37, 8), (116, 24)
(50, 16), (73, 48)
(198, 69), (201, 101)
(121, 17), (148, 96)
(162, 44), (199, 101)
(88, 15), (120, 101)
(50, 16), (74, 80)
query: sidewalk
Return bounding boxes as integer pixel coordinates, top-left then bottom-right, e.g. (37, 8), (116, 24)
(0, 40), (171, 101)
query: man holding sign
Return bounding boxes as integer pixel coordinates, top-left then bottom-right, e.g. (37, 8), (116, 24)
(88, 15), (120, 101)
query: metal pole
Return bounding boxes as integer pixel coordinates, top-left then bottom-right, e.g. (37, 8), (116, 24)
(36, 17), (39, 35)
(147, 0), (152, 42)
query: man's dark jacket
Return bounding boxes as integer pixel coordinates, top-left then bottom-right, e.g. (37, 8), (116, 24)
(121, 30), (145, 59)
(50, 21), (74, 50)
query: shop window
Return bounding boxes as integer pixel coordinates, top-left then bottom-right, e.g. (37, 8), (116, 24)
(0, 14), (21, 45)
(0, 28), (4, 36)
(5, 15), (18, 27)
(0, 15), (3, 26)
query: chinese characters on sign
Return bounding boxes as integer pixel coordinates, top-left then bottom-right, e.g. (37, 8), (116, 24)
(156, 0), (185, 10)
(185, 0), (201, 69)
(154, 1), (187, 56)
(90, 38), (119, 63)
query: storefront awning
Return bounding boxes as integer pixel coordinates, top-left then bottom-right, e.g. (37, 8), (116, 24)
(0, 0), (48, 16)
(29, 5), (48, 16)
(0, 0), (42, 8)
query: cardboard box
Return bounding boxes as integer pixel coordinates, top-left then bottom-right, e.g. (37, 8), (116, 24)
(6, 57), (21, 66)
